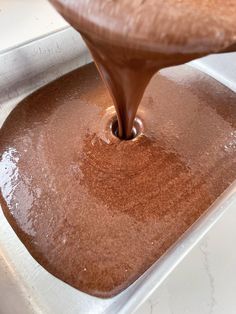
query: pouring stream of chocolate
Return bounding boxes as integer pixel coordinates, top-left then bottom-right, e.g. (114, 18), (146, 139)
(50, 0), (236, 139)
(1, 0), (236, 299)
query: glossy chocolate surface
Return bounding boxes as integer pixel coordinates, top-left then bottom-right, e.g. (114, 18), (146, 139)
(1, 63), (236, 297)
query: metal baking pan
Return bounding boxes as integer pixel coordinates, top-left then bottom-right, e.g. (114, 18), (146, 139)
(1, 27), (236, 314)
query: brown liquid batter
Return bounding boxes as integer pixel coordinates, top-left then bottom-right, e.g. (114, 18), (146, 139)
(1, 63), (236, 297)
(50, 0), (236, 138)
(1, 0), (236, 298)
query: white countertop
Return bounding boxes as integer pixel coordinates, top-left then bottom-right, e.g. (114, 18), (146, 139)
(0, 1), (236, 313)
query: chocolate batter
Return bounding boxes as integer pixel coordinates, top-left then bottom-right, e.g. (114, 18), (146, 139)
(1, 0), (236, 298)
(1, 63), (236, 297)
(50, 0), (236, 138)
